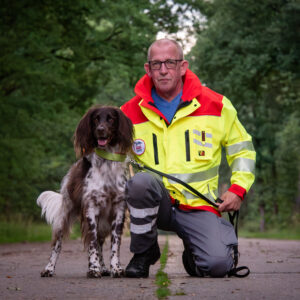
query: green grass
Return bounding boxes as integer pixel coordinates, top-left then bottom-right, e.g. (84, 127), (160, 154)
(0, 219), (81, 244)
(239, 228), (300, 240)
(0, 220), (52, 243)
(1, 217), (298, 245)
(155, 238), (171, 299)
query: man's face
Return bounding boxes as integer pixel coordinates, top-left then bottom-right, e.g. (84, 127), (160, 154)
(144, 42), (188, 101)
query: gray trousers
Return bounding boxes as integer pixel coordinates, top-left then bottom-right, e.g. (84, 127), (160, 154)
(126, 172), (238, 277)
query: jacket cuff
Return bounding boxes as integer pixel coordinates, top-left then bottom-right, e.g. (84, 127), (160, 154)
(228, 184), (247, 200)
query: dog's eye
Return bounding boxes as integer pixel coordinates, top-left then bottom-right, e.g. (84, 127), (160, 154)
(107, 116), (114, 123)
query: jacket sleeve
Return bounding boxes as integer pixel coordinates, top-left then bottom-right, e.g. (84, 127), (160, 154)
(221, 97), (256, 199)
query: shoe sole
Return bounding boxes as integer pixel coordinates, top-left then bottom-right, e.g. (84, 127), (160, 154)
(125, 271), (149, 278)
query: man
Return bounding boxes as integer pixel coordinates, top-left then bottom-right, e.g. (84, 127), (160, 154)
(121, 39), (255, 278)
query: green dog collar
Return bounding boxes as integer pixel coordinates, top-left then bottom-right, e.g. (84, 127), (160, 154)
(94, 148), (126, 162)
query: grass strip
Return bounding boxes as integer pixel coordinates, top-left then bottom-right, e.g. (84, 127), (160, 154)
(0, 220), (81, 244)
(155, 237), (171, 299)
(239, 228), (300, 240)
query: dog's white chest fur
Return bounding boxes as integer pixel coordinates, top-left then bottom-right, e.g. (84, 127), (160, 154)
(83, 154), (127, 203)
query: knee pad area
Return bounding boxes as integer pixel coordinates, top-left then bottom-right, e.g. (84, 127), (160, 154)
(192, 254), (233, 278)
(203, 256), (233, 278)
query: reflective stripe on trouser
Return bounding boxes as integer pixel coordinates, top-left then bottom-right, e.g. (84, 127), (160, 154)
(125, 172), (173, 253)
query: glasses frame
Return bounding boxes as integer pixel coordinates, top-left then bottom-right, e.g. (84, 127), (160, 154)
(148, 59), (183, 70)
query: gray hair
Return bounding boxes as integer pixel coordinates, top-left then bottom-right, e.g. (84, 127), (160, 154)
(147, 39), (184, 61)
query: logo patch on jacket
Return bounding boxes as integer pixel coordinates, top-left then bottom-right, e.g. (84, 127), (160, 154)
(132, 139), (146, 155)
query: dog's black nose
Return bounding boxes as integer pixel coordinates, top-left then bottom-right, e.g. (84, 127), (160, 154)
(97, 125), (106, 135)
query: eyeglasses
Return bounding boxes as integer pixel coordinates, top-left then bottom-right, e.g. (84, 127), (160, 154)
(148, 59), (183, 70)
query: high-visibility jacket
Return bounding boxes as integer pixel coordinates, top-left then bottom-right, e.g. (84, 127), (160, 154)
(121, 69), (255, 215)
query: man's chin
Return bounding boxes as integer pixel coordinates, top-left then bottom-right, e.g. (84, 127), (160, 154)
(156, 85), (173, 95)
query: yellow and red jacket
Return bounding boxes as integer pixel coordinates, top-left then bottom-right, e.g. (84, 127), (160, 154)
(121, 69), (255, 215)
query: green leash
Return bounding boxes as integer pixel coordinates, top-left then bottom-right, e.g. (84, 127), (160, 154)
(94, 148), (126, 162)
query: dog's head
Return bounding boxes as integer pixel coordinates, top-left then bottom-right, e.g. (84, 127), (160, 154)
(74, 105), (133, 157)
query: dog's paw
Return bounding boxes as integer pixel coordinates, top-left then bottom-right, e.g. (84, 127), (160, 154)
(87, 269), (102, 278)
(41, 269), (54, 277)
(110, 267), (124, 278)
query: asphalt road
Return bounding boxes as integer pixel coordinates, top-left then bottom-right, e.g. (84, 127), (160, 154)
(0, 235), (299, 299)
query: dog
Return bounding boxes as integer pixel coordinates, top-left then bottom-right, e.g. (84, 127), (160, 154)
(37, 105), (133, 278)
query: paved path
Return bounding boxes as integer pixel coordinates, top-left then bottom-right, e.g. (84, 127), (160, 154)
(0, 235), (299, 299)
(166, 236), (300, 299)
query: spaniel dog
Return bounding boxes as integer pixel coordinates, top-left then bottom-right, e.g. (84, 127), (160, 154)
(37, 105), (133, 278)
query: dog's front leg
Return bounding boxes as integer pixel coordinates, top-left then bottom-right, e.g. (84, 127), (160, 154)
(110, 199), (126, 278)
(86, 206), (102, 278)
(41, 231), (63, 277)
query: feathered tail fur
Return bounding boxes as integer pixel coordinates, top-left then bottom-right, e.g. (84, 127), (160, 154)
(37, 191), (64, 233)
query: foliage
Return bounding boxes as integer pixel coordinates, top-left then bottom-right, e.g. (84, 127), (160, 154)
(0, 0), (180, 218)
(189, 0), (300, 228)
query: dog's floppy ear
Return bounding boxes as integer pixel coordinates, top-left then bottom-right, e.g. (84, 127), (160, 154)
(74, 107), (97, 157)
(116, 108), (134, 153)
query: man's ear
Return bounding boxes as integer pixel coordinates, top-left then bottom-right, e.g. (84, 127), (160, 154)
(180, 60), (189, 76)
(144, 63), (151, 77)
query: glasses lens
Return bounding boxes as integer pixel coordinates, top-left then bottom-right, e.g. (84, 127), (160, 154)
(150, 61), (161, 70)
(165, 60), (177, 69)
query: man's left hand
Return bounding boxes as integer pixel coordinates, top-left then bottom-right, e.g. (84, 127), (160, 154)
(217, 191), (242, 212)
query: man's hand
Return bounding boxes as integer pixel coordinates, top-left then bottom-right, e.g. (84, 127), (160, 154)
(217, 191), (242, 212)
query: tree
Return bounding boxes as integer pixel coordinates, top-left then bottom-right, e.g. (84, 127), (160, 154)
(189, 0), (300, 229)
(0, 0), (180, 218)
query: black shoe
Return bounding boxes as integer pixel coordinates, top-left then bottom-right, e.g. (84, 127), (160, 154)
(182, 249), (197, 277)
(125, 242), (161, 278)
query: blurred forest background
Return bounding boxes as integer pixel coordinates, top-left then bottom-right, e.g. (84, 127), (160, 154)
(0, 0), (299, 239)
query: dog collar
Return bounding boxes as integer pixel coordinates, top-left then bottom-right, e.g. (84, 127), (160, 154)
(94, 148), (126, 162)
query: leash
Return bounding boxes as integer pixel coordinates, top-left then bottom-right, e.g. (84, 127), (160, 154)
(129, 159), (250, 278)
(129, 159), (223, 208)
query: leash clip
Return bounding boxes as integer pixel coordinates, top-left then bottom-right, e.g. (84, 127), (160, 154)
(129, 158), (144, 170)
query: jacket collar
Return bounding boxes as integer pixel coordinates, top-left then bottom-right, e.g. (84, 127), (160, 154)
(134, 69), (203, 103)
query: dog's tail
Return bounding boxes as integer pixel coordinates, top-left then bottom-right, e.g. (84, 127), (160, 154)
(37, 191), (64, 232)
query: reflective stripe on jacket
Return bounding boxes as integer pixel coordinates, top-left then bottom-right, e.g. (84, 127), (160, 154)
(121, 69), (255, 214)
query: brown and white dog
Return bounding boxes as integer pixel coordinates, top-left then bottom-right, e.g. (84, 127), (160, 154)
(37, 105), (133, 278)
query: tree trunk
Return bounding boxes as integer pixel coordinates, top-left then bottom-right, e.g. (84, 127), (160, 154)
(259, 204), (265, 232)
(296, 172), (300, 210)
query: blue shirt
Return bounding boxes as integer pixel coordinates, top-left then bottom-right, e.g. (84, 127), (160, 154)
(151, 88), (182, 123)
